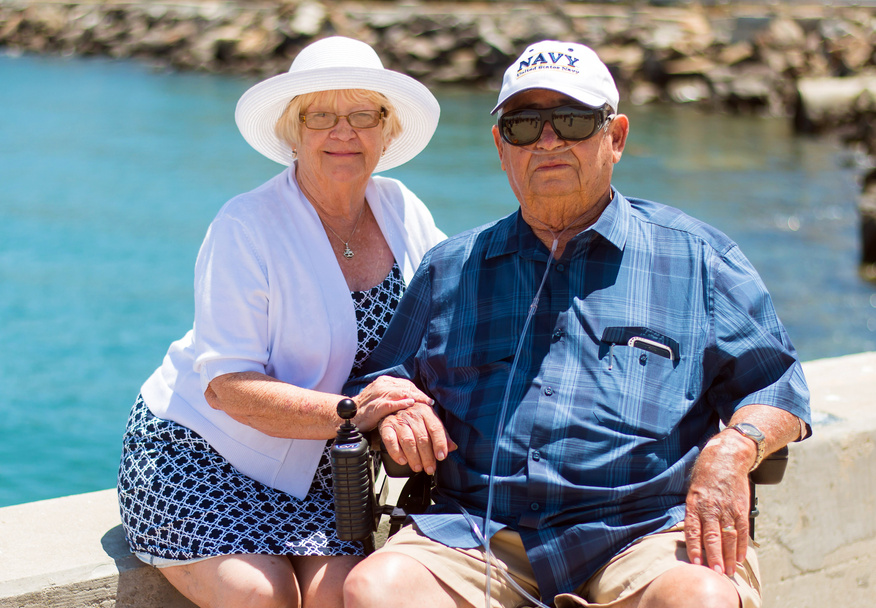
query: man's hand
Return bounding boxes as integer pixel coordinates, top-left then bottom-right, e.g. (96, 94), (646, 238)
(378, 402), (457, 476)
(684, 430), (754, 576)
(685, 405), (803, 575)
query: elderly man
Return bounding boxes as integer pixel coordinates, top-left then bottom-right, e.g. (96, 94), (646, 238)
(343, 40), (810, 608)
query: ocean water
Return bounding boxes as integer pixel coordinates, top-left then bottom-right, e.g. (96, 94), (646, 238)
(1, 52), (874, 508)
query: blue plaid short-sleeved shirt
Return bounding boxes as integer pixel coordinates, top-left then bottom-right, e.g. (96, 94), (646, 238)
(349, 190), (810, 603)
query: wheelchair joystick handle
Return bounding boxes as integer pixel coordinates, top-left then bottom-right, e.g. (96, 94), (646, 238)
(331, 398), (375, 542)
(337, 398), (357, 421)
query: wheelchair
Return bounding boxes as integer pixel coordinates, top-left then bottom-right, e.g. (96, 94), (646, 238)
(330, 398), (789, 553)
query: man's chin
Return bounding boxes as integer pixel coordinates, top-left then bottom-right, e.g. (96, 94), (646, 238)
(528, 180), (579, 198)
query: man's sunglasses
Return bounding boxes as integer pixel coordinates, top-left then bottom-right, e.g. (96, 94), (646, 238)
(498, 104), (614, 146)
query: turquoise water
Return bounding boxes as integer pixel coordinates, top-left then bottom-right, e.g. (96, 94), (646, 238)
(1, 53), (874, 508)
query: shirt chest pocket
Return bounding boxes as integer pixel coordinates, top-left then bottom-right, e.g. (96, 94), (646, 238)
(595, 327), (689, 439)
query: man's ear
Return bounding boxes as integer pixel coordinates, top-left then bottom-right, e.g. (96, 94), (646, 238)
(608, 114), (630, 163)
(491, 124), (506, 171)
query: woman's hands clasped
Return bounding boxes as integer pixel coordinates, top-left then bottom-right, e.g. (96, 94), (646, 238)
(351, 375), (434, 431)
(353, 375), (456, 476)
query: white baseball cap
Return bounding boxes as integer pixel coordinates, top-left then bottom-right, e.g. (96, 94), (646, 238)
(492, 40), (619, 114)
(236, 36), (440, 173)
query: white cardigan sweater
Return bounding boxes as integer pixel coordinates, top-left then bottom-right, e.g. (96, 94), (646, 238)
(141, 166), (445, 499)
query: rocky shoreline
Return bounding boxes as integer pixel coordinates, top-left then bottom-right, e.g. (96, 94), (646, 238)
(2, 0), (876, 271)
(1, 2), (873, 111)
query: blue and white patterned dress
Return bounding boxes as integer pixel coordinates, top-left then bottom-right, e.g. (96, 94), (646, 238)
(118, 262), (404, 563)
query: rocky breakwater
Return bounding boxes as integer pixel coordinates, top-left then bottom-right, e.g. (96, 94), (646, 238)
(2, 0), (876, 273)
(797, 68), (876, 278)
(0, 2), (874, 108)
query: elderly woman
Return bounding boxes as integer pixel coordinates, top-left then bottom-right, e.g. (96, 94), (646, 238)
(117, 37), (446, 608)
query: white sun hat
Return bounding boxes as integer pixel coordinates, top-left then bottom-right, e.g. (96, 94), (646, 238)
(235, 36), (440, 173)
(492, 40), (619, 114)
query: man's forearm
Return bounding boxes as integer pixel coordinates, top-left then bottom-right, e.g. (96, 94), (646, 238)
(720, 403), (803, 470)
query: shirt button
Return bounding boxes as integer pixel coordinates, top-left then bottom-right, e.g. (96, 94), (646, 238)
(543, 387), (553, 396)
(551, 329), (564, 342)
(531, 450), (541, 461)
(530, 502), (540, 511)
(639, 353), (648, 365)
(555, 264), (565, 272)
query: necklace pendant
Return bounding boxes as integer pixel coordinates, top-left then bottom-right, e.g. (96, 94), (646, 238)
(343, 244), (354, 259)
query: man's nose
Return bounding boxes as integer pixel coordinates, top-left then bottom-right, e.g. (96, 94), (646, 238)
(536, 121), (565, 149)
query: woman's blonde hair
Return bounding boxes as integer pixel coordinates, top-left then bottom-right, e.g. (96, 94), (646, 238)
(274, 89), (402, 155)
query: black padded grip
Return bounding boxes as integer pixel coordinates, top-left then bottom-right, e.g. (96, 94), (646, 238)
(331, 399), (375, 541)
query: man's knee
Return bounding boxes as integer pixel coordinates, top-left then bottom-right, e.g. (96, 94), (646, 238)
(638, 564), (740, 608)
(344, 551), (452, 608)
(344, 553), (403, 608)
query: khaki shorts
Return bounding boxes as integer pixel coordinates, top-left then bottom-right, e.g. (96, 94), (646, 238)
(377, 522), (761, 608)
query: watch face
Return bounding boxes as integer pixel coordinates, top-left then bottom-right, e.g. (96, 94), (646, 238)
(735, 423), (765, 441)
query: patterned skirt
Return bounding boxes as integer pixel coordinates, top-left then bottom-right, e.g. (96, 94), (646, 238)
(118, 396), (364, 561)
(118, 262), (405, 563)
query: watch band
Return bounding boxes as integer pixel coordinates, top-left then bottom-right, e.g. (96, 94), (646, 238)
(728, 423), (766, 472)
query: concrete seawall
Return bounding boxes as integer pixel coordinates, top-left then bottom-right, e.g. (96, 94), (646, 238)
(755, 351), (876, 607)
(1, 351), (874, 607)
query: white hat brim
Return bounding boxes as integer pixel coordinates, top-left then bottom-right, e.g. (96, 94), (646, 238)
(235, 66), (440, 173)
(491, 85), (608, 114)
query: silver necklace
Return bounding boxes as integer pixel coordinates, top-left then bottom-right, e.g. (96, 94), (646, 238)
(321, 203), (366, 259)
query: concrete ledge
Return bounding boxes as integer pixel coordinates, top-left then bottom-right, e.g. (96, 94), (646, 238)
(757, 350), (876, 607)
(2, 351), (874, 607)
(0, 489), (195, 607)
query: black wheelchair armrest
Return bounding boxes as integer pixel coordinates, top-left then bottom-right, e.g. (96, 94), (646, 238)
(747, 445), (790, 540)
(365, 431), (417, 477)
(379, 441), (416, 477)
(370, 435), (432, 536)
(749, 445), (789, 486)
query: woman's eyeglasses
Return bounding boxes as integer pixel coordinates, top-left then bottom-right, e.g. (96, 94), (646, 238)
(498, 105), (614, 146)
(299, 109), (386, 130)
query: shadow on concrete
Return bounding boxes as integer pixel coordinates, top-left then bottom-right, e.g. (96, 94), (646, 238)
(100, 525), (196, 608)
(100, 525), (142, 572)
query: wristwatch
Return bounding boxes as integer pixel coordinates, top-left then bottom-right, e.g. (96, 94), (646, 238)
(728, 423), (766, 472)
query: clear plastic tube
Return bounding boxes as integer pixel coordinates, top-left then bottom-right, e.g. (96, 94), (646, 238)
(444, 496), (549, 608)
(481, 237), (558, 608)
(526, 141), (582, 155)
(459, 199), (604, 607)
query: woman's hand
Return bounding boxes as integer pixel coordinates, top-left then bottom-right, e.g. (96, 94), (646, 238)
(351, 375), (433, 431)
